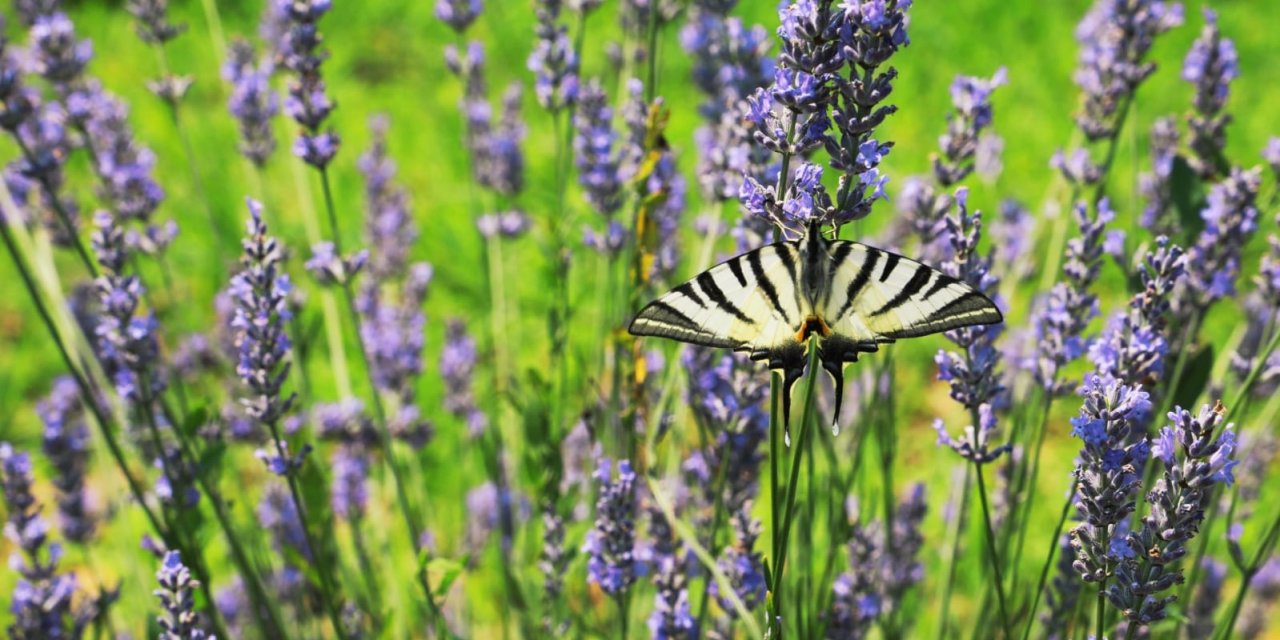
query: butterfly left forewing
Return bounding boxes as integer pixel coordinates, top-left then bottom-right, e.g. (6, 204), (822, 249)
(629, 243), (805, 355)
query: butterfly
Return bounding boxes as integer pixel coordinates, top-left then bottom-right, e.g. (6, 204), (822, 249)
(629, 223), (1002, 434)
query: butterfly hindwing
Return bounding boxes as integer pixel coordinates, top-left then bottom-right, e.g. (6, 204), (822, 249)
(629, 243), (805, 355)
(822, 240), (1003, 345)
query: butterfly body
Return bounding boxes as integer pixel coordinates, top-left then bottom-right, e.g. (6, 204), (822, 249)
(629, 225), (1003, 429)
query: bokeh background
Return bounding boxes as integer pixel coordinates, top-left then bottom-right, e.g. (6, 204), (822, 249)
(1, 0), (1279, 637)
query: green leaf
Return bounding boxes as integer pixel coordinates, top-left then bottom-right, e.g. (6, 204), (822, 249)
(1169, 154), (1205, 244)
(181, 406), (210, 439)
(426, 557), (465, 598)
(1172, 345), (1215, 410)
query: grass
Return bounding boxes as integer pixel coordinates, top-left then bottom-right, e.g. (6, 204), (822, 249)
(0, 0), (1279, 637)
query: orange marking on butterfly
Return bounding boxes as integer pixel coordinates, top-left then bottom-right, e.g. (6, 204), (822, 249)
(795, 315), (833, 343)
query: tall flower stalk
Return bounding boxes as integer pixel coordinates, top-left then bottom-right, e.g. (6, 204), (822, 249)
(231, 200), (349, 640)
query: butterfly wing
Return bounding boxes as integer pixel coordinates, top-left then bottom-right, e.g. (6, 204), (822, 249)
(821, 240), (1003, 350)
(629, 242), (806, 362)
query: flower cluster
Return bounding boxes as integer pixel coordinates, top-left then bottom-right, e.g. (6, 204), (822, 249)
(2, 443), (90, 638)
(647, 553), (696, 639)
(933, 190), (1009, 464)
(621, 79), (687, 281)
(223, 38), (279, 167)
(574, 79), (625, 221)
(1182, 8), (1238, 179)
(1068, 375), (1152, 584)
(446, 43), (527, 197)
(933, 69), (1007, 187)
(1058, 0), (1183, 183)
(441, 319), (487, 437)
(1089, 237), (1186, 387)
(527, 1), (579, 113)
(1030, 200), (1113, 395)
(682, 348), (768, 518)
(584, 458), (638, 596)
(1138, 117), (1180, 234)
(91, 211), (164, 403)
(681, 2), (773, 120)
(154, 551), (212, 640)
(1107, 403), (1236, 627)
(127, 0), (186, 45)
(1181, 167), (1260, 310)
(38, 377), (95, 543)
(435, 0), (482, 33)
(711, 507), (767, 616)
(277, 0), (340, 167)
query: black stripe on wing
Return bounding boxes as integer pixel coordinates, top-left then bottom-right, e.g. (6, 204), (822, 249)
(834, 249), (879, 319)
(878, 290), (1004, 339)
(696, 271), (755, 325)
(748, 248), (792, 325)
(629, 299), (742, 348)
(870, 264), (933, 317)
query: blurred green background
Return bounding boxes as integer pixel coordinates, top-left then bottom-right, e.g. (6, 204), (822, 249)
(0, 0), (1278, 636)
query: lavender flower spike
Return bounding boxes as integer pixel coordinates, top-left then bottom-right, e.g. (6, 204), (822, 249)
(436, 0), (482, 33)
(223, 39), (279, 167)
(1068, 375), (1151, 585)
(933, 68), (1008, 187)
(1182, 7), (1238, 179)
(154, 551), (212, 640)
(38, 377), (95, 543)
(277, 0), (340, 168)
(528, 1), (579, 112)
(127, 0), (187, 45)
(3, 443), (84, 639)
(1108, 402), (1236, 627)
(583, 458), (638, 596)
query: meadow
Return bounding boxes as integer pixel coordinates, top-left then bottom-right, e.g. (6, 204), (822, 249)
(1, 0), (1279, 637)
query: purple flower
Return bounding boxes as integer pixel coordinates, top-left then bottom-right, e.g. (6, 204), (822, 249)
(2, 443), (84, 638)
(38, 378), (95, 543)
(648, 554), (696, 639)
(681, 8), (773, 119)
(933, 189), (1008, 425)
(127, 0), (186, 45)
(258, 484), (312, 564)
(476, 210), (531, 239)
(528, 2), (579, 112)
(231, 199), (297, 428)
(1182, 7), (1237, 179)
(933, 68), (1007, 187)
(538, 509), (570, 633)
(694, 99), (774, 203)
(711, 508), (766, 616)
(1041, 534), (1082, 639)
(83, 90), (168, 226)
(276, 0), (340, 168)
(331, 446), (370, 520)
(13, 0), (59, 26)
(154, 551), (211, 640)
(435, 0), (482, 33)
(1089, 237), (1186, 387)
(305, 241), (368, 286)
(826, 521), (883, 637)
(574, 80), (624, 217)
(584, 458), (638, 596)
(30, 12), (92, 85)
(1108, 402), (1236, 625)
(1031, 200), (1112, 394)
(464, 479), (529, 556)
(1068, 375), (1151, 583)
(1182, 167), (1261, 310)
(1072, 0), (1183, 141)
(441, 319), (487, 437)
(91, 212), (165, 403)
(359, 115), (419, 278)
(223, 39), (279, 167)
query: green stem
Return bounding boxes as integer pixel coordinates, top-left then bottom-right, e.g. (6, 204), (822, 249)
(156, 46), (226, 260)
(936, 464), (973, 640)
(0, 221), (166, 538)
(317, 166), (442, 621)
(770, 342), (822, 637)
(264, 418), (350, 640)
(1096, 579), (1108, 640)
(1021, 479), (1078, 640)
(974, 461), (1013, 639)
(11, 135), (98, 276)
